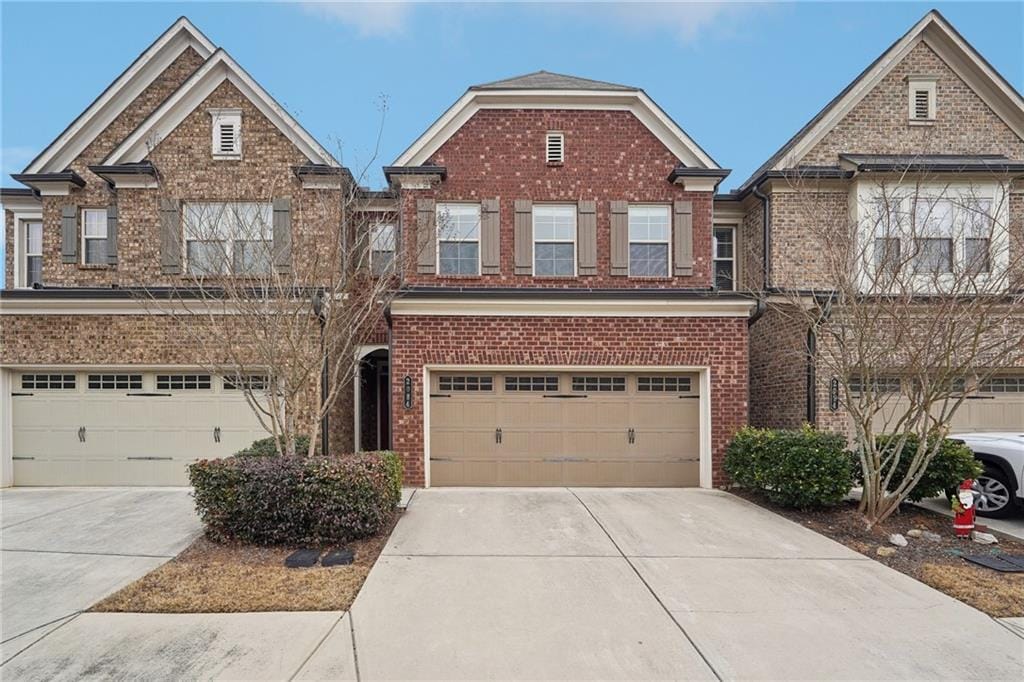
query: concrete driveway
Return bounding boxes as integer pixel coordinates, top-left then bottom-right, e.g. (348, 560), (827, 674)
(0, 487), (201, 660)
(351, 488), (1024, 680)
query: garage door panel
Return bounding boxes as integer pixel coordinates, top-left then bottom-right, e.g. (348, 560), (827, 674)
(632, 461), (699, 487)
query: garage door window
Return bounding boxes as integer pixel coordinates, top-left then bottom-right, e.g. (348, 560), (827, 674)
(979, 376), (1022, 393)
(21, 374), (76, 390)
(571, 376), (626, 392)
(223, 375), (269, 391)
(505, 376), (559, 392)
(88, 374), (143, 390)
(439, 376), (493, 392)
(637, 376), (692, 393)
(156, 374), (212, 390)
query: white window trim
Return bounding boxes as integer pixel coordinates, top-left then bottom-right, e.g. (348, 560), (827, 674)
(182, 201), (273, 276)
(907, 77), (937, 124)
(531, 204), (578, 278)
(12, 211), (43, 288)
(627, 204), (672, 278)
(209, 108), (242, 159)
(435, 203), (481, 276)
(545, 131), (565, 164)
(712, 224), (737, 291)
(370, 223), (396, 275)
(855, 180), (1011, 293)
(81, 208), (108, 265)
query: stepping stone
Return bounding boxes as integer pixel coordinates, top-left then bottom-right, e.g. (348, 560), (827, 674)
(322, 548), (355, 566)
(285, 549), (320, 568)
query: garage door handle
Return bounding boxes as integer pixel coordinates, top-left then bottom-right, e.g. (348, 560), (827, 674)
(495, 428), (502, 444)
(677, 395), (700, 400)
(542, 394), (587, 399)
(628, 428), (635, 444)
(127, 392), (172, 397)
(78, 426), (86, 443)
(11, 392), (33, 397)
(964, 395), (995, 400)
(214, 427), (221, 443)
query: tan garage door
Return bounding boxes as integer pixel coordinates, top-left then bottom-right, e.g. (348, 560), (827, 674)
(12, 370), (269, 486)
(868, 375), (1024, 433)
(429, 371), (700, 487)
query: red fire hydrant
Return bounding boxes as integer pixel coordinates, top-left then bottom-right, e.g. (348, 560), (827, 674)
(952, 479), (976, 538)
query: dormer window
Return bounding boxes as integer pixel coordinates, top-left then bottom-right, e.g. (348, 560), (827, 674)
(210, 108), (242, 158)
(545, 131), (564, 164)
(907, 77), (936, 123)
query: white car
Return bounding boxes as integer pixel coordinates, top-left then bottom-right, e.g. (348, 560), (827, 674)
(950, 433), (1024, 518)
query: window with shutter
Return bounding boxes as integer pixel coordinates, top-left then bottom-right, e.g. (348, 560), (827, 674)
(545, 132), (564, 164)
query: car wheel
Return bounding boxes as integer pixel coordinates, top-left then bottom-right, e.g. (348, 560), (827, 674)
(974, 467), (1014, 519)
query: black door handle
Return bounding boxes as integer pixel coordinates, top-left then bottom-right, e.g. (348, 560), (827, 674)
(628, 428), (635, 444)
(495, 427), (502, 444)
(78, 426), (86, 443)
(214, 427), (221, 443)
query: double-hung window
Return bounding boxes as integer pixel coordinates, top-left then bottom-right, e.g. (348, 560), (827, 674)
(712, 226), (735, 290)
(912, 198), (954, 274)
(963, 198), (993, 274)
(23, 220), (42, 287)
(628, 205), (670, 277)
(370, 223), (396, 275)
(533, 204), (576, 276)
(183, 202), (272, 276)
(437, 204), (480, 275)
(82, 209), (108, 265)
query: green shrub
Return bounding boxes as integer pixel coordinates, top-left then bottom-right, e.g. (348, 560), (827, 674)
(234, 435), (313, 457)
(724, 426), (854, 508)
(854, 434), (982, 502)
(189, 451), (403, 545)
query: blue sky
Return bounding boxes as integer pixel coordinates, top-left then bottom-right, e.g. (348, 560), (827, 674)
(1, 1), (1021, 276)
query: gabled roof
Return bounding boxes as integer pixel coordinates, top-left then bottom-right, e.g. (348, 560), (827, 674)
(103, 49), (337, 167)
(393, 72), (718, 169)
(738, 9), (1024, 193)
(471, 71), (635, 92)
(23, 17), (215, 174)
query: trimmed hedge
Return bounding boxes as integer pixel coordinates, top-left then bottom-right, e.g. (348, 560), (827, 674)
(189, 451), (402, 545)
(234, 435), (312, 457)
(725, 426), (854, 508)
(855, 434), (982, 502)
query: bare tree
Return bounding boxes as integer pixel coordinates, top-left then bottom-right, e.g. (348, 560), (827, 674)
(761, 166), (1024, 526)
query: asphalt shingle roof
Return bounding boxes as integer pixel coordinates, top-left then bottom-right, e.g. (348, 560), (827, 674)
(471, 70), (635, 92)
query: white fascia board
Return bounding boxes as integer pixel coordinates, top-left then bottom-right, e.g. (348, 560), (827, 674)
(26, 18), (215, 174)
(390, 297), (756, 317)
(776, 12), (1024, 170)
(393, 89), (717, 169)
(1, 196), (42, 212)
(104, 51), (338, 167)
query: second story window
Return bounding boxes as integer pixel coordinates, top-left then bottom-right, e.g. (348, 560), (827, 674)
(210, 109), (242, 158)
(912, 198), (954, 274)
(628, 205), (670, 277)
(713, 226), (735, 290)
(184, 202), (272, 276)
(437, 203), (480, 275)
(23, 220), (42, 287)
(371, 223), (396, 275)
(533, 205), (576, 276)
(82, 208), (108, 265)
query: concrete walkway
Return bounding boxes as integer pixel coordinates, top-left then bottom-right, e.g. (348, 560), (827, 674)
(0, 487), (201, 662)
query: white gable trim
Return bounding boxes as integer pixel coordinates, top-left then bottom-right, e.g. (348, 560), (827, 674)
(393, 88), (718, 169)
(25, 17), (215, 174)
(103, 50), (337, 167)
(776, 11), (1024, 171)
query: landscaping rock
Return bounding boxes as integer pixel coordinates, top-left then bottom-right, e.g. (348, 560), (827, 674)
(921, 531), (942, 542)
(906, 529), (923, 538)
(876, 546), (897, 557)
(285, 549), (320, 568)
(971, 531), (999, 545)
(322, 548), (355, 567)
(889, 533), (908, 547)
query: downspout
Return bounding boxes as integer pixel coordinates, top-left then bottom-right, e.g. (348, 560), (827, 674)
(806, 297), (834, 427)
(751, 182), (771, 291)
(384, 304), (394, 451)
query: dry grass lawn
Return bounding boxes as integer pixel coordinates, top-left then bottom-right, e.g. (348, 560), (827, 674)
(93, 515), (397, 613)
(920, 563), (1024, 618)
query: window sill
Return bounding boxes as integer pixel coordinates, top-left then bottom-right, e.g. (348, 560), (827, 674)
(546, 162), (564, 167)
(79, 264), (112, 270)
(212, 153), (242, 161)
(908, 119), (935, 126)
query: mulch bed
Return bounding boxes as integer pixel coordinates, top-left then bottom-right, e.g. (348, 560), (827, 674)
(92, 514), (398, 613)
(733, 490), (1024, 618)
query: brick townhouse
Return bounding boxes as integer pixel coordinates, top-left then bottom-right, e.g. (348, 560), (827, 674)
(2, 10), (1021, 489)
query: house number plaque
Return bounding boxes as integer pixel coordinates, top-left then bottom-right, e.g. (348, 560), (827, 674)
(403, 375), (413, 409)
(829, 377), (840, 412)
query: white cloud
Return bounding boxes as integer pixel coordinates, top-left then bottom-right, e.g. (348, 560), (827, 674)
(555, 1), (756, 45)
(299, 1), (414, 37)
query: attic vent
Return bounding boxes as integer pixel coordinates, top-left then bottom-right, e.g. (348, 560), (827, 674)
(209, 109), (242, 157)
(546, 131), (564, 164)
(907, 78), (935, 123)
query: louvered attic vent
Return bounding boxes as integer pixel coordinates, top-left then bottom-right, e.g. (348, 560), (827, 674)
(218, 123), (237, 154)
(913, 90), (931, 120)
(546, 131), (564, 164)
(210, 109), (242, 157)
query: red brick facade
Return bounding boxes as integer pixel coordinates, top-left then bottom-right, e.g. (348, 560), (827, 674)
(389, 314), (750, 487)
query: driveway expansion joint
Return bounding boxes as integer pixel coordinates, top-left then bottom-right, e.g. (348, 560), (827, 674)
(0, 491), (125, 530)
(1, 548), (175, 559)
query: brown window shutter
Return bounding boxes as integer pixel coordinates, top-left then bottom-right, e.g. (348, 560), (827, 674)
(577, 200), (597, 275)
(674, 199), (693, 276)
(480, 198), (500, 275)
(272, 197), (292, 273)
(106, 204), (118, 265)
(61, 205), (77, 264)
(159, 198), (182, 275)
(416, 198), (436, 274)
(610, 201), (628, 276)
(514, 199), (533, 275)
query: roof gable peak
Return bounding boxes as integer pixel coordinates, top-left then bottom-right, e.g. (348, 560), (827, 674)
(471, 70), (636, 92)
